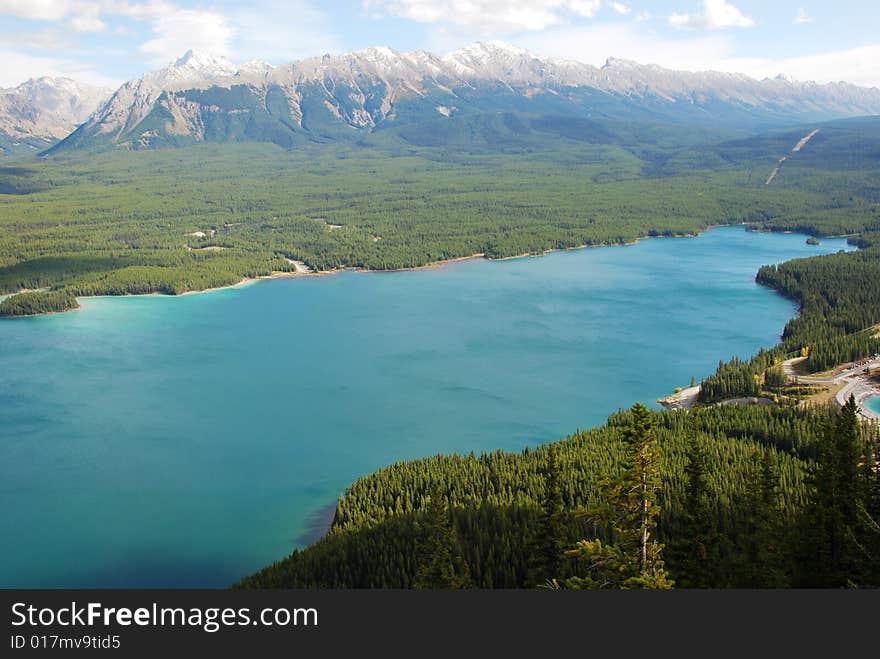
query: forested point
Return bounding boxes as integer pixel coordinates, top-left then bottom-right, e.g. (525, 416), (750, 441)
(697, 231), (880, 401)
(0, 289), (79, 316)
(1, 117), (879, 308)
(239, 402), (879, 589)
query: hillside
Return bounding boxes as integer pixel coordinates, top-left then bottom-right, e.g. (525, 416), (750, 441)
(49, 42), (880, 154)
(2, 115), (879, 316)
(238, 402), (879, 588)
(0, 78), (110, 159)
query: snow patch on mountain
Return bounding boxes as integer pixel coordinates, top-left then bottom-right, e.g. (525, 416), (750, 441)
(52, 41), (880, 151)
(0, 77), (111, 140)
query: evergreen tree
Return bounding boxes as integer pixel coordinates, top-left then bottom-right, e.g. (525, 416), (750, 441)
(566, 404), (672, 589)
(733, 449), (787, 587)
(412, 486), (472, 589)
(864, 424), (880, 584)
(798, 396), (873, 586)
(668, 431), (721, 587)
(527, 446), (570, 587)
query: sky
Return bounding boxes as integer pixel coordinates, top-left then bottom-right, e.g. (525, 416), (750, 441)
(0, 1), (878, 89)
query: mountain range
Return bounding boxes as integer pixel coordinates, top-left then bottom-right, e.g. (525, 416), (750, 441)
(3, 41), (879, 157)
(0, 77), (110, 158)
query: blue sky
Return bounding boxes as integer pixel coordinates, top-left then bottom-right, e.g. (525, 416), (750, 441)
(1, 1), (877, 88)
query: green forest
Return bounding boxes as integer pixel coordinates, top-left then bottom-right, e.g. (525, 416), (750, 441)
(239, 400), (879, 589)
(3, 113), (880, 588)
(1, 116), (878, 318)
(0, 289), (79, 316)
(697, 232), (880, 401)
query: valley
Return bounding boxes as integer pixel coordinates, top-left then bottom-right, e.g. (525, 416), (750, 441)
(1, 38), (879, 591)
(0, 226), (853, 588)
(1, 115), (879, 313)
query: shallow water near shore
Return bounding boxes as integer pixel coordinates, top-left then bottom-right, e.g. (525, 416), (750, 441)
(0, 227), (854, 587)
(865, 396), (880, 417)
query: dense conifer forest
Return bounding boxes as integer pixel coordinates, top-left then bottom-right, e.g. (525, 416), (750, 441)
(239, 402), (879, 588)
(0, 289), (78, 316)
(3, 109), (879, 588)
(1, 116), (878, 318)
(698, 232), (880, 400)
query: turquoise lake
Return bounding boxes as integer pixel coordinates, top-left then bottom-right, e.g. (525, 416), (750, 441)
(865, 397), (880, 416)
(0, 226), (853, 587)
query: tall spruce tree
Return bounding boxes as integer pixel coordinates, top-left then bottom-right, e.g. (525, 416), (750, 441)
(527, 445), (570, 587)
(668, 431), (721, 588)
(566, 403), (672, 589)
(733, 448), (787, 587)
(798, 396), (873, 586)
(412, 486), (472, 589)
(864, 422), (880, 585)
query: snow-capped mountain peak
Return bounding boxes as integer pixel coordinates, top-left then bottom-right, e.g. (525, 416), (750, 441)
(172, 50), (237, 74)
(0, 77), (111, 141)
(143, 50), (238, 90)
(41, 41), (880, 155)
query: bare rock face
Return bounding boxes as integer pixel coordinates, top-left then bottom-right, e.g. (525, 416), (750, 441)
(47, 41), (880, 153)
(0, 77), (111, 139)
(0, 77), (111, 158)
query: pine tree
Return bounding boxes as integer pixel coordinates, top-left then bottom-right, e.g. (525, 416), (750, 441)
(798, 396), (873, 586)
(527, 445), (569, 586)
(412, 486), (472, 589)
(864, 423), (880, 584)
(733, 448), (787, 587)
(668, 431), (721, 587)
(566, 403), (672, 589)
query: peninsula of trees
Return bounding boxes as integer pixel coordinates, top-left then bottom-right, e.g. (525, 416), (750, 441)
(239, 400), (879, 589)
(0, 290), (78, 316)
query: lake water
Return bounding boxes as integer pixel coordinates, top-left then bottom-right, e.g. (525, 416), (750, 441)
(865, 396), (880, 417)
(0, 227), (853, 587)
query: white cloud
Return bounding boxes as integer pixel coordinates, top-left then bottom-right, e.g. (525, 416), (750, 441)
(610, 2), (629, 15)
(0, 48), (120, 87)
(362, 1), (603, 34)
(2, 0), (340, 62)
(1, 0), (343, 86)
(0, 28), (73, 50)
(69, 5), (106, 32)
(0, 0), (110, 32)
(719, 45), (880, 87)
(0, 0), (72, 21)
(793, 7), (813, 24)
(518, 21), (734, 70)
(517, 21), (880, 87)
(669, 0), (754, 29)
(133, 1), (340, 65)
(228, 1), (343, 62)
(139, 8), (235, 62)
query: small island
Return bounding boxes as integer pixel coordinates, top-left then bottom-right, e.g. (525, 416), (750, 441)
(0, 290), (80, 317)
(806, 236), (820, 245)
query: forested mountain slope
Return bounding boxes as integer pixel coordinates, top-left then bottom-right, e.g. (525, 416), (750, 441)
(239, 403), (879, 589)
(0, 78), (110, 159)
(49, 43), (880, 154)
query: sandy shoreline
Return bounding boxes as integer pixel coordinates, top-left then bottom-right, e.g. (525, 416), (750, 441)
(0, 242), (606, 312)
(657, 385), (701, 410)
(0, 223), (851, 316)
(661, 355), (880, 420)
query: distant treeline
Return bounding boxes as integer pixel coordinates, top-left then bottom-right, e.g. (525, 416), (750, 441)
(0, 289), (78, 316)
(2, 117), (880, 311)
